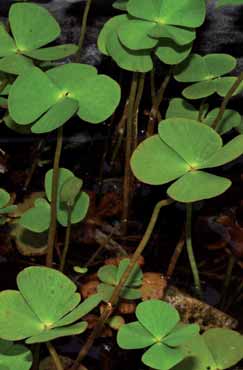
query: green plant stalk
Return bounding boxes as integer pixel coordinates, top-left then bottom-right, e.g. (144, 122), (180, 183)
(166, 230), (185, 279)
(46, 342), (64, 370)
(147, 68), (172, 136)
(122, 72), (139, 232)
(110, 99), (129, 166)
(71, 198), (174, 370)
(74, 0), (93, 61)
(133, 73), (145, 150)
(212, 72), (243, 130)
(46, 127), (63, 267)
(60, 207), (72, 272)
(220, 254), (236, 309)
(186, 203), (202, 298)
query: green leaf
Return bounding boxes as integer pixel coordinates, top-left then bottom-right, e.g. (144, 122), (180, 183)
(19, 198), (51, 233)
(45, 168), (71, 202)
(203, 328), (243, 369)
(182, 80), (216, 99)
(116, 258), (143, 287)
(24, 44), (78, 61)
(9, 67), (60, 124)
(60, 176), (83, 207)
(163, 324), (200, 347)
(149, 24), (196, 45)
(0, 24), (16, 57)
(98, 15), (127, 56)
(155, 40), (192, 65)
(46, 63), (97, 89)
(57, 191), (90, 226)
(76, 74), (121, 123)
(172, 335), (215, 370)
(215, 76), (243, 97)
(26, 322), (87, 344)
(174, 53), (236, 82)
(127, 0), (206, 28)
(118, 18), (158, 50)
(120, 286), (141, 299)
(54, 294), (102, 327)
(130, 135), (188, 185)
(0, 340), (32, 370)
(0, 290), (43, 340)
(166, 98), (198, 120)
(142, 343), (184, 370)
(97, 283), (115, 301)
(158, 118), (222, 168)
(167, 171), (231, 202)
(216, 0), (243, 7)
(203, 134), (243, 168)
(204, 108), (241, 134)
(98, 265), (117, 285)
(117, 321), (155, 349)
(173, 329), (243, 370)
(17, 267), (80, 324)
(31, 98), (78, 134)
(136, 300), (180, 339)
(9, 3), (60, 51)
(106, 30), (153, 72)
(0, 54), (33, 75)
(113, 0), (128, 10)
(0, 189), (10, 208)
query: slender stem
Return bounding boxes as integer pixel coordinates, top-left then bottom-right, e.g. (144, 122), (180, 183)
(74, 0), (93, 61)
(0, 78), (8, 94)
(186, 203), (202, 298)
(150, 69), (156, 106)
(122, 72), (139, 232)
(60, 207), (72, 272)
(166, 230), (185, 279)
(220, 254), (236, 309)
(46, 342), (64, 370)
(133, 73), (145, 150)
(110, 99), (129, 166)
(71, 198), (174, 370)
(211, 72), (243, 130)
(46, 127), (63, 267)
(147, 68), (172, 136)
(31, 343), (40, 370)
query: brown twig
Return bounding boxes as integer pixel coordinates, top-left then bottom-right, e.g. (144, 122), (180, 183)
(122, 73), (139, 233)
(147, 68), (172, 136)
(211, 72), (243, 130)
(166, 230), (185, 279)
(70, 198), (174, 370)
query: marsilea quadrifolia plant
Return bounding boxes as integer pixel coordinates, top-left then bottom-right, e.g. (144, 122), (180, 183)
(1, 1), (243, 370)
(99, 0), (206, 72)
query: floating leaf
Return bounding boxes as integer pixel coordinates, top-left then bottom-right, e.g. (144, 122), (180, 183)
(0, 267), (99, 343)
(117, 300), (199, 370)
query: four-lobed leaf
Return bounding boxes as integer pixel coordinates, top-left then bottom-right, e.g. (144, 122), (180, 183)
(131, 118), (243, 202)
(166, 98), (241, 134)
(97, 258), (143, 301)
(0, 267), (101, 343)
(173, 53), (243, 99)
(98, 0), (205, 71)
(0, 3), (78, 75)
(117, 300), (199, 370)
(19, 168), (89, 232)
(173, 328), (243, 370)
(9, 64), (121, 131)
